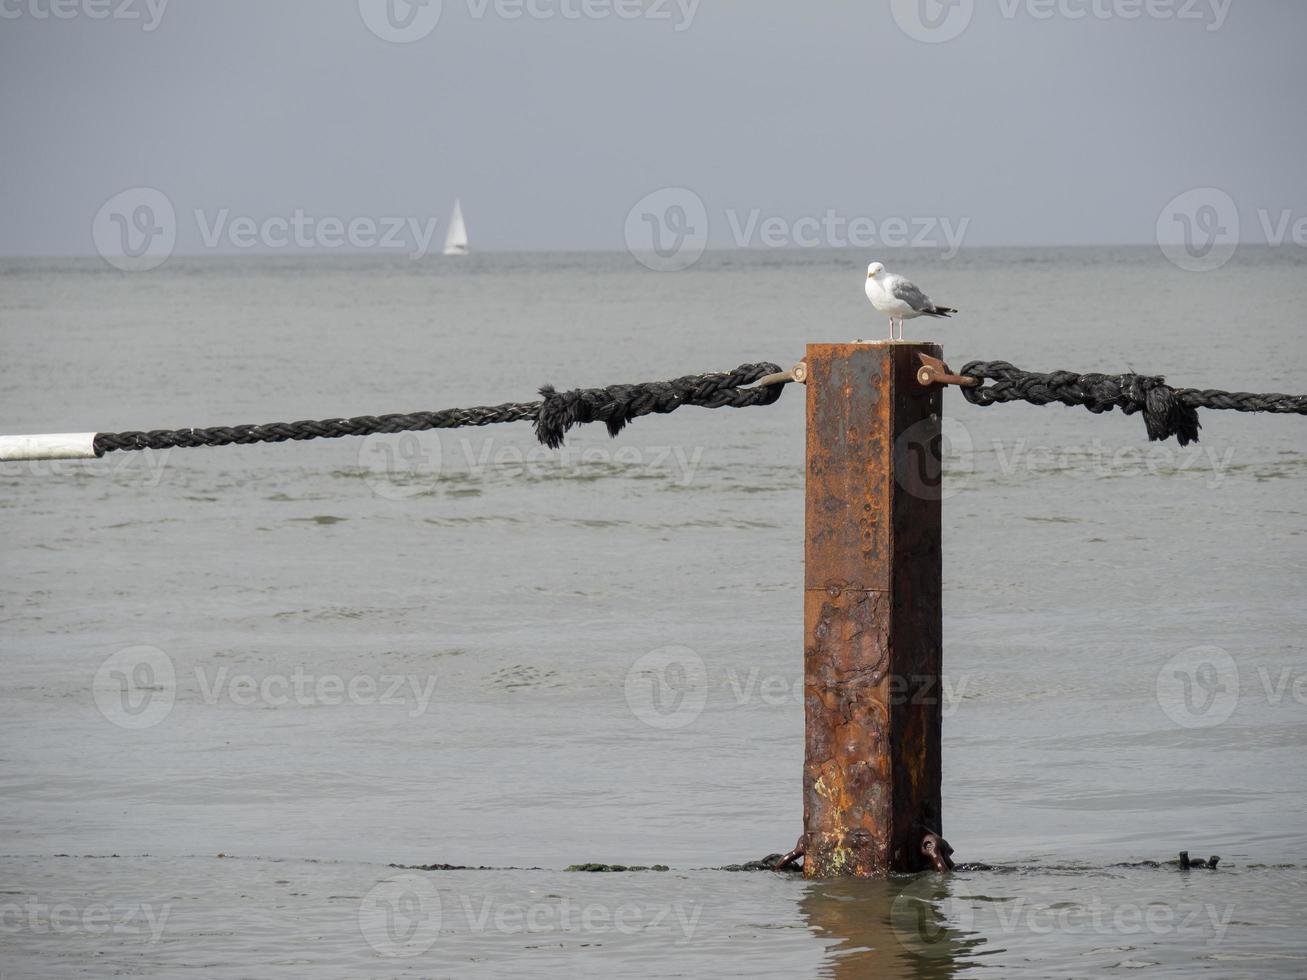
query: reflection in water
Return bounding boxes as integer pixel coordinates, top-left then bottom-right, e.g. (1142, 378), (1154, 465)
(800, 874), (986, 979)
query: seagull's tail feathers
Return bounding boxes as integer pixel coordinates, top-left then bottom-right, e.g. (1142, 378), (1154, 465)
(926, 306), (957, 318)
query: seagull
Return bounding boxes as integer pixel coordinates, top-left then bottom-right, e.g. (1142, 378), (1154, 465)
(865, 262), (957, 341)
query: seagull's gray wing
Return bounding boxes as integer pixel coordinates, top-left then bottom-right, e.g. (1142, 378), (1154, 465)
(889, 275), (955, 316)
(889, 276), (935, 312)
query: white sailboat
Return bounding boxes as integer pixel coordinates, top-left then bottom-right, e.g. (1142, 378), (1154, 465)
(443, 199), (469, 256)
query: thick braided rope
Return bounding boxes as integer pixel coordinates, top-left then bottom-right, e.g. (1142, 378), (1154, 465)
(533, 362), (784, 449)
(91, 363), (786, 456)
(960, 360), (1307, 446)
(1173, 388), (1307, 414)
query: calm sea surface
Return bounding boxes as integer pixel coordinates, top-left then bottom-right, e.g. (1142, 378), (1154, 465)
(2, 248), (1305, 977)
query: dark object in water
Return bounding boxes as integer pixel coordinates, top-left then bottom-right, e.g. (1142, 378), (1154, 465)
(392, 862), (497, 871)
(774, 835), (807, 871)
(1179, 851), (1221, 870)
(719, 856), (793, 872)
(922, 833), (955, 873)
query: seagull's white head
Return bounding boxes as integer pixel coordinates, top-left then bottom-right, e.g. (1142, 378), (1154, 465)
(866, 262), (885, 280)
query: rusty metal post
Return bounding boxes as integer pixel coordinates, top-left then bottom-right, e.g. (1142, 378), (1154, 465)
(803, 342), (944, 877)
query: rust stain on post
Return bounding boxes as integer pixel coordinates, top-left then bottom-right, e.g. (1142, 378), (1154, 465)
(803, 342), (944, 877)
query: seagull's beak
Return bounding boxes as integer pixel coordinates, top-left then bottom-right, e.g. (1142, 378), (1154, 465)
(866, 271), (874, 279)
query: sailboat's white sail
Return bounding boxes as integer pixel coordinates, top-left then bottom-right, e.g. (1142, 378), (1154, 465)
(444, 200), (469, 256)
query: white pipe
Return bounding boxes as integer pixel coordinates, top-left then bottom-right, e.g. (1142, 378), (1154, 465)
(0, 433), (100, 461)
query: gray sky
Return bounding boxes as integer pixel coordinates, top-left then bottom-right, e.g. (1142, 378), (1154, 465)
(1, 0), (1304, 255)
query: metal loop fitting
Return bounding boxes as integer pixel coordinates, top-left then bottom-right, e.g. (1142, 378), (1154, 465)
(755, 361), (808, 387)
(916, 354), (979, 389)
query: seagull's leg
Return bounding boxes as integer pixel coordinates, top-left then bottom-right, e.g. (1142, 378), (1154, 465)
(887, 318), (894, 340)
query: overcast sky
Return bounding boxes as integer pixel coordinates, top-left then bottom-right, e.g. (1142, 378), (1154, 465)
(1, 0), (1304, 255)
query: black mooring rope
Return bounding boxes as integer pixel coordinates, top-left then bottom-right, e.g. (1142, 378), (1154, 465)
(533, 362), (784, 449)
(78, 357), (1307, 457)
(959, 360), (1307, 446)
(90, 363), (786, 456)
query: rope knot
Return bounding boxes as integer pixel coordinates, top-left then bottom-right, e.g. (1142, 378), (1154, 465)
(961, 362), (1202, 445)
(1106, 373), (1201, 445)
(534, 384), (639, 450)
(533, 363), (784, 449)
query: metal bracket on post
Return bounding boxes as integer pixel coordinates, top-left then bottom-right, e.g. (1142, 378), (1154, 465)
(755, 361), (809, 388)
(916, 353), (979, 389)
(802, 342), (945, 877)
